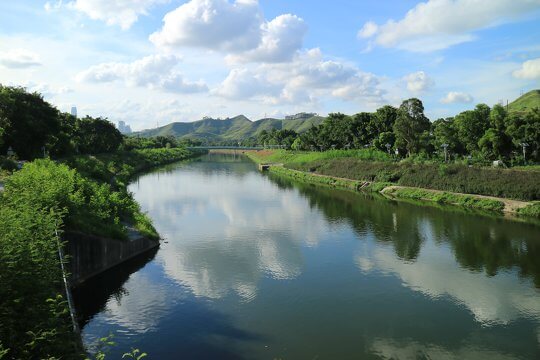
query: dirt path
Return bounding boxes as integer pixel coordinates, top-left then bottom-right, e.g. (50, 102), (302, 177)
(381, 185), (531, 213)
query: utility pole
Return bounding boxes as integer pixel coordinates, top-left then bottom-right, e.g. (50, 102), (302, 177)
(441, 143), (449, 162)
(521, 142), (529, 164)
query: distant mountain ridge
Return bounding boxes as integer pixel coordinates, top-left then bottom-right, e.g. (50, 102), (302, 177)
(134, 90), (539, 141)
(134, 114), (325, 141)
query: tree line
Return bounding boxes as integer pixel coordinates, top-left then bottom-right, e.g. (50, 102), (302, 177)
(253, 98), (540, 163)
(0, 85), (184, 161)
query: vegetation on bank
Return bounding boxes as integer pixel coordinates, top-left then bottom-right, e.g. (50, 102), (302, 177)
(0, 86), (198, 359)
(63, 147), (196, 187)
(287, 157), (540, 201)
(382, 187), (505, 212)
(0, 148), (194, 359)
(517, 202), (540, 217)
(247, 149), (539, 215)
(246, 148), (391, 165)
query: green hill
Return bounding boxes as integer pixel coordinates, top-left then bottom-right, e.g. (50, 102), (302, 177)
(134, 115), (325, 141)
(508, 89), (540, 113)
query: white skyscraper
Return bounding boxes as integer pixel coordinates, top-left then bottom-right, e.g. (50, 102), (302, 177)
(70, 106), (77, 117)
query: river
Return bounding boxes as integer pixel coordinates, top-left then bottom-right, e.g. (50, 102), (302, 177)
(75, 153), (540, 359)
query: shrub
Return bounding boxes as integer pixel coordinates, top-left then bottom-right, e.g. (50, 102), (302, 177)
(288, 157), (540, 201)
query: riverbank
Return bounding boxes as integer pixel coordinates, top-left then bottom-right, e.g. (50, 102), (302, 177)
(245, 150), (540, 217)
(0, 147), (197, 359)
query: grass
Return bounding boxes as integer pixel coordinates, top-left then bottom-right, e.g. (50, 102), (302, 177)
(508, 89), (540, 113)
(267, 165), (392, 194)
(384, 187), (505, 212)
(247, 148), (391, 164)
(517, 202), (540, 218)
(288, 157), (540, 201)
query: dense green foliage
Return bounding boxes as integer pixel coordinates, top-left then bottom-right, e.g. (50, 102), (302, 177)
(0, 163), (82, 359)
(289, 96), (540, 163)
(63, 148), (195, 186)
(0, 85), (123, 160)
(0, 148), (194, 359)
(288, 158), (540, 201)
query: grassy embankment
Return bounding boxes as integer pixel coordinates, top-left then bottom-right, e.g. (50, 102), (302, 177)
(0, 147), (196, 359)
(246, 149), (540, 215)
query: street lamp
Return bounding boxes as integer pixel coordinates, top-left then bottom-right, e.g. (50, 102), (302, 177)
(385, 143), (391, 155)
(441, 143), (449, 162)
(521, 142), (529, 163)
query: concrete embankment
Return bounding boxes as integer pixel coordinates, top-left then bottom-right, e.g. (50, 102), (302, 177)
(65, 231), (159, 286)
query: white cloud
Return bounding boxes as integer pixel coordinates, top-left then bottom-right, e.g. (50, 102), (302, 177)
(403, 71), (434, 93)
(76, 54), (208, 93)
(213, 49), (385, 106)
(0, 49), (41, 68)
(150, 0), (306, 63)
(150, 0), (262, 52)
(513, 57), (540, 79)
(70, 0), (168, 30)
(358, 21), (378, 38)
(44, 0), (63, 12)
(360, 0), (540, 52)
(229, 14), (308, 63)
(212, 68), (280, 100)
(441, 91), (473, 104)
(25, 82), (73, 98)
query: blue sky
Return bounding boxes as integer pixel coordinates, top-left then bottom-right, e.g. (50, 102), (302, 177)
(1, 0), (539, 131)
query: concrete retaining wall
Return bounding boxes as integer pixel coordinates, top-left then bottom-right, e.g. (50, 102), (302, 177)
(64, 231), (159, 287)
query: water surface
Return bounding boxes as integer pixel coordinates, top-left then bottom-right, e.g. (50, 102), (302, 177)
(76, 154), (540, 359)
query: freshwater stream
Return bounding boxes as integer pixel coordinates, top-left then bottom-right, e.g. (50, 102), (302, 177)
(75, 153), (540, 359)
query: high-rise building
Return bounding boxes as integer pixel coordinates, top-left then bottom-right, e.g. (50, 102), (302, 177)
(70, 106), (77, 117)
(117, 121), (132, 134)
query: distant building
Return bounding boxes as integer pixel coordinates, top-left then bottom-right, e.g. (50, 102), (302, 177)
(285, 112), (317, 120)
(70, 106), (77, 117)
(117, 121), (132, 134)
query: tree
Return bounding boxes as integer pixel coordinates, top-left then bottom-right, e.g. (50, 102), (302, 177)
(454, 104), (491, 155)
(0, 85), (60, 159)
(75, 116), (123, 154)
(351, 112), (374, 147)
(432, 117), (463, 157)
(393, 98), (431, 156)
(506, 108), (540, 162)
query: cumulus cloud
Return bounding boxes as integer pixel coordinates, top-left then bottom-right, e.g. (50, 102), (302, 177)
(0, 49), (41, 68)
(228, 14), (308, 63)
(359, 0), (540, 52)
(403, 71), (434, 93)
(213, 49), (386, 106)
(150, 0), (307, 63)
(513, 57), (540, 79)
(440, 91), (473, 104)
(212, 68), (281, 100)
(76, 54), (208, 93)
(70, 0), (168, 30)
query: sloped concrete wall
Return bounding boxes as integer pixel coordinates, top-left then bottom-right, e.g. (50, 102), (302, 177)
(65, 232), (159, 286)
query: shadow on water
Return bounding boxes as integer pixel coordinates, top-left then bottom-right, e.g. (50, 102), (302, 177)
(72, 247), (159, 328)
(268, 172), (540, 288)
